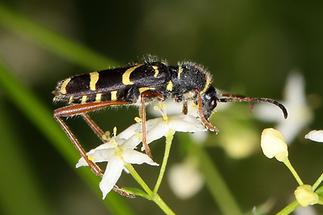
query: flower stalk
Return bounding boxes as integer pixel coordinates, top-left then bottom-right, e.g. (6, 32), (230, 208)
(125, 130), (177, 215)
(261, 128), (323, 214)
(125, 164), (175, 215)
(312, 173), (323, 190)
(154, 130), (175, 193)
(281, 158), (304, 186)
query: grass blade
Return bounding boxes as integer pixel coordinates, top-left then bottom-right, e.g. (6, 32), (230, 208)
(0, 61), (134, 215)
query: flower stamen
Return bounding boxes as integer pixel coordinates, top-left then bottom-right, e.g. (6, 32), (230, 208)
(113, 126), (117, 137)
(153, 103), (168, 121)
(134, 117), (142, 123)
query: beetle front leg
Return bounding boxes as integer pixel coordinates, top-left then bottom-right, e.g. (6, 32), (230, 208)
(196, 91), (219, 133)
(139, 90), (164, 158)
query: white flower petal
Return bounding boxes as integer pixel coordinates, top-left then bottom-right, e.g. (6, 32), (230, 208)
(149, 100), (183, 116)
(146, 118), (170, 143)
(123, 149), (159, 166)
(120, 134), (142, 149)
(305, 130), (323, 142)
(277, 113), (311, 144)
(168, 115), (206, 132)
(92, 142), (117, 150)
(99, 157), (124, 199)
(76, 148), (114, 168)
(254, 103), (284, 122)
(254, 72), (313, 144)
(190, 131), (208, 144)
(168, 161), (204, 199)
(75, 158), (88, 168)
(118, 123), (140, 140)
(285, 72), (305, 106)
(148, 100), (201, 117)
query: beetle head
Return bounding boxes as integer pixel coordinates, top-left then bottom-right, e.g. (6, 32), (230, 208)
(201, 86), (218, 119)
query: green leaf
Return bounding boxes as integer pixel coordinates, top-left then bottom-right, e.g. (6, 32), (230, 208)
(0, 61), (134, 215)
(0, 103), (55, 215)
(0, 4), (117, 70)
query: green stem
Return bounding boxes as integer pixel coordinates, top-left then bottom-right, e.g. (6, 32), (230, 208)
(125, 164), (152, 196)
(282, 158), (304, 185)
(312, 173), (323, 190)
(188, 140), (242, 215)
(154, 130), (175, 193)
(276, 201), (299, 215)
(125, 164), (175, 215)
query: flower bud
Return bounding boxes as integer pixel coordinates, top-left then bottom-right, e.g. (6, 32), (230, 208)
(261, 128), (288, 162)
(294, 185), (319, 207)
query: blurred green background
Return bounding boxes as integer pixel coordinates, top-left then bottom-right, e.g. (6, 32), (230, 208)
(0, 1), (322, 214)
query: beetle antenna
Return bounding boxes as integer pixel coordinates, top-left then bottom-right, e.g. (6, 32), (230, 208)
(218, 93), (288, 119)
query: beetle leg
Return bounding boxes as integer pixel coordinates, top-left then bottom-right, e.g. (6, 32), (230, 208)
(139, 91), (164, 158)
(54, 115), (103, 176)
(53, 101), (127, 177)
(196, 91), (219, 133)
(81, 113), (110, 142)
(139, 95), (152, 158)
(182, 101), (188, 115)
(54, 101), (135, 196)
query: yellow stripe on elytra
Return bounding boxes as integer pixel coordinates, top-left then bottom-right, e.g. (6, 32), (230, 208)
(68, 96), (73, 104)
(200, 73), (212, 94)
(81, 95), (87, 104)
(95, 93), (102, 102)
(166, 81), (173, 91)
(89, 71), (99, 91)
(111, 91), (117, 101)
(60, 78), (71, 94)
(139, 87), (155, 94)
(177, 66), (183, 79)
(122, 64), (141, 85)
(153, 65), (159, 78)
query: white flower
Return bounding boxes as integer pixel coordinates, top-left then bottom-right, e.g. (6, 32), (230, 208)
(77, 109), (206, 198)
(76, 132), (158, 199)
(254, 72), (313, 144)
(167, 159), (204, 199)
(261, 128), (288, 162)
(148, 99), (225, 144)
(305, 130), (323, 142)
(144, 103), (207, 143)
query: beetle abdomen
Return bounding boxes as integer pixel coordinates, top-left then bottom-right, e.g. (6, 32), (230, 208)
(53, 62), (170, 104)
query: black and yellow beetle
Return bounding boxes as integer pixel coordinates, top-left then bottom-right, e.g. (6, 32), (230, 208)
(53, 59), (288, 176)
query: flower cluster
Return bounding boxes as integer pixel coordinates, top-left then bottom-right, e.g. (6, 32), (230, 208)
(76, 102), (206, 198)
(260, 128), (322, 212)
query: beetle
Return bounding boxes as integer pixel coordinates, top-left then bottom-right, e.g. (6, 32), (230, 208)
(53, 59), (288, 177)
